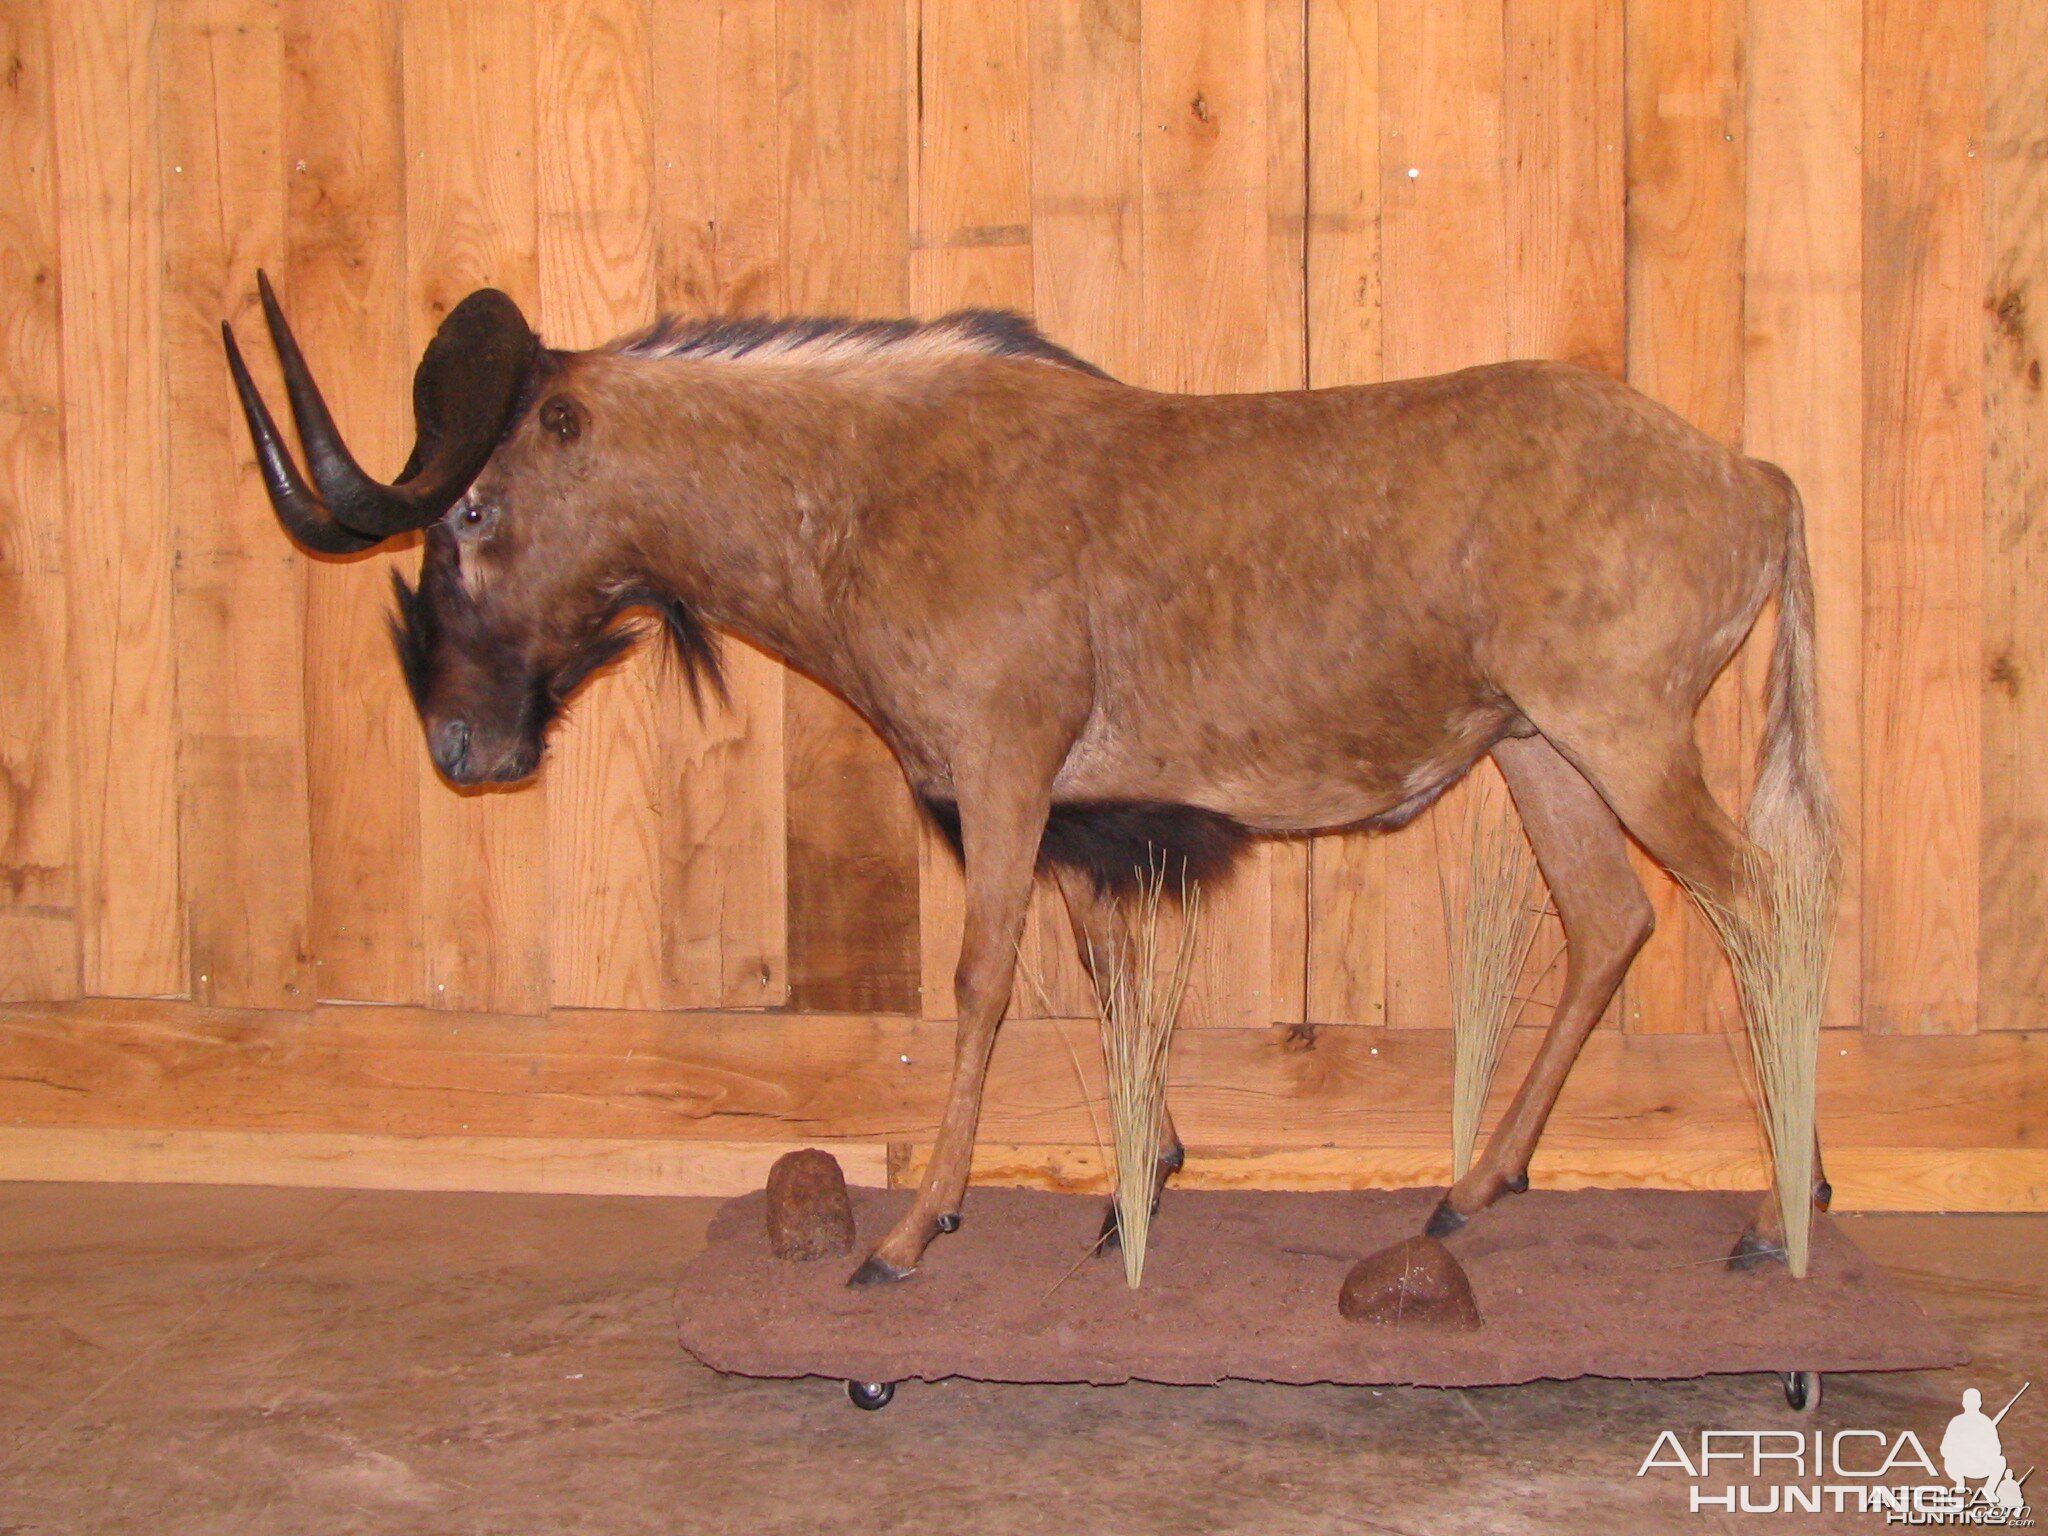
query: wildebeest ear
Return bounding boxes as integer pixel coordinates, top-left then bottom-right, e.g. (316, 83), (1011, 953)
(538, 394), (585, 444)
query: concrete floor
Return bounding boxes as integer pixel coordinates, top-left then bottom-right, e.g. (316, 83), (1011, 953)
(0, 1185), (2039, 1536)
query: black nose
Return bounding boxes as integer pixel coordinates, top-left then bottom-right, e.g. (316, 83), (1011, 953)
(430, 718), (471, 777)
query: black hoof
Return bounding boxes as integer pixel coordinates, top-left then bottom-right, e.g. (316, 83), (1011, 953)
(847, 1254), (915, 1288)
(934, 1211), (960, 1234)
(1424, 1200), (1468, 1239)
(1781, 1371), (1820, 1412)
(1727, 1229), (1786, 1272)
(1502, 1170), (1529, 1195)
(1161, 1142), (1186, 1176)
(846, 1379), (896, 1411)
(1814, 1179), (1832, 1213)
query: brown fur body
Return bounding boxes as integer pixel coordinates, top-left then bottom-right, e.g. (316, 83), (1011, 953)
(505, 352), (1780, 838)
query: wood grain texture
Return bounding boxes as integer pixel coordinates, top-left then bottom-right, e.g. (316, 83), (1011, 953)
(1622, 0), (1747, 1035)
(0, 0), (77, 1000)
(650, 0), (789, 1009)
(404, 0), (550, 1015)
(283, 0), (425, 1005)
(909, 0), (1074, 1022)
(538, 0), (666, 1010)
(889, 1143), (2048, 1212)
(1303, 0), (1385, 1028)
(1375, 0), (1507, 1032)
(4, 999), (2041, 1166)
(161, 0), (318, 1009)
(1018, 0), (1146, 1025)
(6, 4), (2047, 1165)
(1863, 0), (1983, 1035)
(1506, 0), (1624, 375)
(1500, 0), (1623, 1030)
(1138, 0), (1288, 1029)
(0, 1127), (891, 1196)
(1744, 0), (1862, 1031)
(50, 0), (184, 998)
(1980, 0), (2048, 1031)
(1030, 0), (1143, 381)
(7, 1125), (2035, 1208)
(1263, 0), (1310, 1026)
(778, 0), (923, 1014)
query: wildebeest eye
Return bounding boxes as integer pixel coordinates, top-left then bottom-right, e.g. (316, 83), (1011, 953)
(539, 395), (584, 443)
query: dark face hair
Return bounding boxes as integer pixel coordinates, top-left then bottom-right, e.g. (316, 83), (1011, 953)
(225, 278), (725, 786)
(386, 382), (722, 786)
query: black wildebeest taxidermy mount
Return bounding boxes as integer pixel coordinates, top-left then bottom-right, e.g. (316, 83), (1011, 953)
(223, 272), (1837, 1288)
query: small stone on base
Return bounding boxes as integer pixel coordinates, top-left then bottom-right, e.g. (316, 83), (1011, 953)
(1337, 1235), (1482, 1329)
(765, 1149), (856, 1261)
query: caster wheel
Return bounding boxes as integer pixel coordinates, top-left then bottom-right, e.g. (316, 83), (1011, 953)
(1782, 1371), (1821, 1413)
(847, 1379), (896, 1411)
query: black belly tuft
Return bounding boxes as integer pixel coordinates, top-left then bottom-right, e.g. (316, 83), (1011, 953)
(921, 798), (1251, 900)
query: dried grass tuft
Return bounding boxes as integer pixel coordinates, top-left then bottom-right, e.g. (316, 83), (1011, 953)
(1087, 862), (1201, 1289)
(1439, 785), (1545, 1181)
(1685, 827), (1836, 1277)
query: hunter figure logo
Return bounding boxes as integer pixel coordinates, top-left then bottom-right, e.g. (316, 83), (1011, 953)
(1944, 1387), (2031, 1514)
(1637, 1380), (2034, 1522)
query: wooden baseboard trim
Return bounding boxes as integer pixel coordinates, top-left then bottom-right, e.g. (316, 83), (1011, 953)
(0, 1128), (891, 1197)
(893, 1143), (2048, 1212)
(3, 1127), (2040, 1210)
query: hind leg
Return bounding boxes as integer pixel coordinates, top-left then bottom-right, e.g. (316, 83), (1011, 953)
(1543, 724), (1830, 1268)
(1728, 1129), (1833, 1269)
(1052, 863), (1185, 1252)
(1427, 735), (1655, 1234)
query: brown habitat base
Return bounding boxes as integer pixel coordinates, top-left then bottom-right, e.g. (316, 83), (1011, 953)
(676, 1186), (1964, 1390)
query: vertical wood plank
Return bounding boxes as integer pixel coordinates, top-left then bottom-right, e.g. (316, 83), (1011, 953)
(0, 0), (77, 999)
(911, 0), (1095, 1021)
(1031, 0), (1144, 383)
(537, 0), (665, 1010)
(1506, 0), (1624, 375)
(908, 0), (1027, 1023)
(1024, 0), (1144, 1020)
(779, 0), (923, 1013)
(1141, 0), (1275, 398)
(651, 0), (788, 1009)
(1263, 0), (1310, 1026)
(1304, 0), (1384, 1027)
(1622, 0), (1747, 1034)
(1863, 0), (1983, 1035)
(1745, 0), (1862, 1032)
(1376, 0), (1507, 1031)
(1305, 0), (1381, 390)
(405, 0), (550, 1015)
(1492, 0), (1625, 1031)
(51, 0), (184, 998)
(1138, 0), (1292, 1030)
(283, 0), (424, 1004)
(162, 0), (318, 1009)
(910, 0), (1034, 312)
(1980, 0), (2048, 1031)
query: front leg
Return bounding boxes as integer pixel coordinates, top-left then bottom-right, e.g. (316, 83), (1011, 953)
(849, 773), (1047, 1286)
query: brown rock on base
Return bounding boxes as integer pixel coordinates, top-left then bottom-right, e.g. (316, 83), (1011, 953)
(1337, 1235), (1482, 1329)
(765, 1149), (856, 1261)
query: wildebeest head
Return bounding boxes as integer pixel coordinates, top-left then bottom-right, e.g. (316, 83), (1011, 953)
(223, 274), (718, 786)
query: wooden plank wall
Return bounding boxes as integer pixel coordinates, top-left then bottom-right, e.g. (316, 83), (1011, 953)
(1, 0), (2045, 1200)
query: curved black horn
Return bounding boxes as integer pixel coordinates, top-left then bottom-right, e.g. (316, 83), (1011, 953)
(222, 271), (539, 549)
(222, 319), (380, 554)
